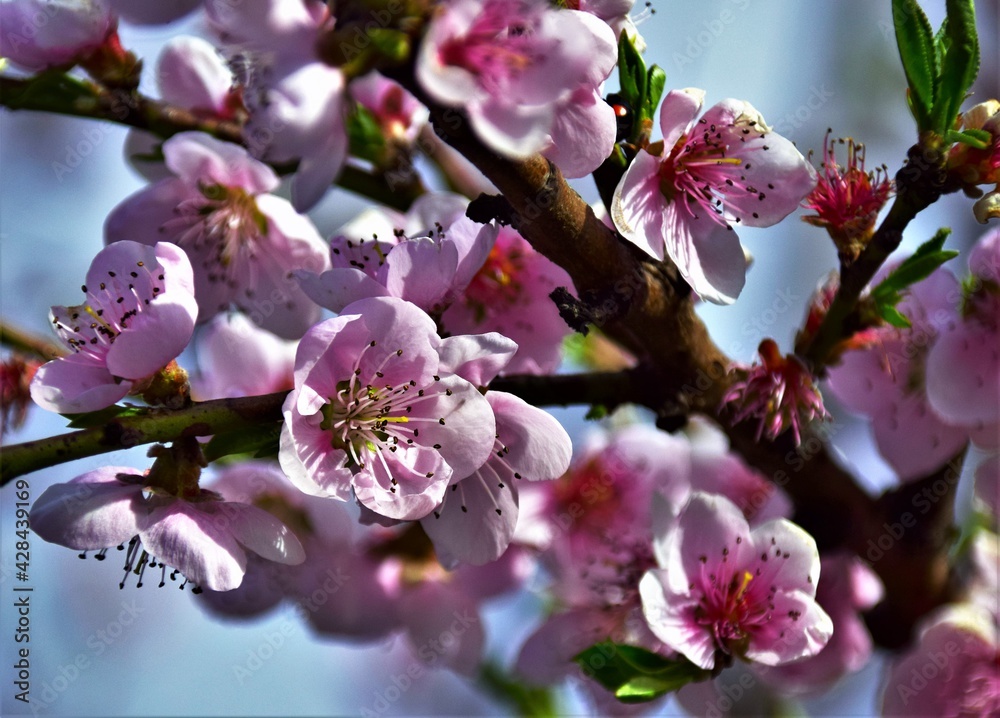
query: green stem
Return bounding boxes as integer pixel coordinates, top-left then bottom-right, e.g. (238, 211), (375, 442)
(0, 392), (287, 484)
(801, 142), (953, 371)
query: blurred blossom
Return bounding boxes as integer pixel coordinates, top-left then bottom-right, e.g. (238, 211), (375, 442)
(0, 0), (115, 71)
(106, 132), (330, 339)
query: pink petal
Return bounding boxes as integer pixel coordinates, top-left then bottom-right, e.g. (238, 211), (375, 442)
(139, 500), (248, 591)
(212, 502), (305, 565)
(745, 589), (833, 665)
(612, 150), (668, 260)
(872, 392), (969, 481)
(543, 86), (617, 178)
(662, 200), (747, 304)
(353, 444), (451, 521)
(438, 333), (517, 386)
(420, 469), (518, 567)
(489, 391), (571, 480)
(30, 353), (131, 414)
(163, 132), (279, 194)
(379, 236), (460, 311)
(400, 584), (485, 675)
(410, 375), (496, 478)
(156, 36), (232, 113)
(925, 322), (1000, 426)
(30, 467), (144, 549)
(659, 88), (704, 149)
(639, 569), (717, 669)
(278, 407), (354, 501)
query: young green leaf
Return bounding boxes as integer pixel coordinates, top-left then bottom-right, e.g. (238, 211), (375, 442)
(63, 404), (147, 428)
(932, 0), (979, 133)
(616, 32), (646, 118)
(643, 65), (666, 127)
(574, 642), (710, 704)
(203, 423), (283, 463)
(891, 0), (937, 129)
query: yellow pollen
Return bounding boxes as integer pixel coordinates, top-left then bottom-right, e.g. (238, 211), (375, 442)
(735, 570), (754, 600)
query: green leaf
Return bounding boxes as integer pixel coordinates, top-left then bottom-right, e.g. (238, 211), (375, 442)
(62, 404), (147, 428)
(367, 28), (410, 63)
(347, 104), (386, 164)
(616, 32), (646, 117)
(932, 0), (979, 133)
(574, 642), (710, 704)
(585, 404), (608, 420)
(642, 65), (666, 128)
(1, 71), (101, 114)
(872, 229), (957, 302)
(870, 229), (960, 329)
(203, 423), (283, 463)
(944, 127), (991, 148)
(891, 0), (937, 128)
(879, 302), (913, 328)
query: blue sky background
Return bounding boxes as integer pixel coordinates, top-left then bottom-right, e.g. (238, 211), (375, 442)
(1, 1), (997, 715)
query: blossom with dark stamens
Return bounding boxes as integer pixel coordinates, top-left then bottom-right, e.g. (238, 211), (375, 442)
(279, 297), (504, 521)
(30, 241), (197, 414)
(640, 492), (832, 670)
(612, 88), (817, 304)
(30, 465), (305, 592)
(723, 339), (829, 446)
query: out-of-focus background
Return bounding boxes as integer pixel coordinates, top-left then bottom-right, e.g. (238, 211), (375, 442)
(1, 1), (996, 715)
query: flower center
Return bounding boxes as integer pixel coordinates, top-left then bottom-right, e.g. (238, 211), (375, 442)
(463, 243), (525, 317)
(695, 569), (767, 656)
(161, 183), (267, 283)
(437, 1), (539, 90)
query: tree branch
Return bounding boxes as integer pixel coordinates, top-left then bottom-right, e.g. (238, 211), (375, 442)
(0, 392), (287, 484)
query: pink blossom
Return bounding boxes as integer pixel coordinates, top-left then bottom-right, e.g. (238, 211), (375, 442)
(757, 552), (883, 695)
(640, 492), (832, 670)
(881, 604), (1000, 717)
(105, 131), (330, 339)
(442, 224), (576, 374)
(30, 241), (197, 414)
(298, 193), (497, 315)
(0, 0), (115, 71)
(350, 71), (429, 146)
(925, 228), (1000, 437)
(612, 89), (817, 304)
(30, 465), (305, 591)
(125, 35), (240, 182)
(191, 312), (296, 401)
(722, 338), (830, 446)
(826, 266), (970, 481)
(156, 35), (238, 119)
(196, 460), (352, 619)
(417, 0), (617, 174)
(205, 0), (347, 210)
(278, 296), (502, 522)
(420, 390), (571, 567)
